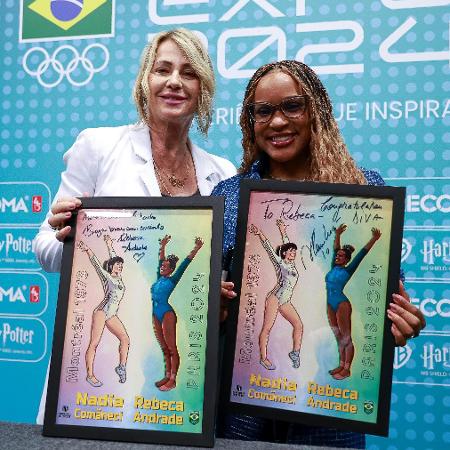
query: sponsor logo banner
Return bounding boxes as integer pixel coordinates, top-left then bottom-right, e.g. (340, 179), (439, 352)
(407, 280), (449, 331)
(0, 229), (40, 271)
(0, 272), (48, 317)
(0, 182), (50, 226)
(394, 333), (450, 386)
(0, 317), (47, 362)
(20, 0), (114, 42)
(386, 178), (450, 224)
(402, 228), (450, 280)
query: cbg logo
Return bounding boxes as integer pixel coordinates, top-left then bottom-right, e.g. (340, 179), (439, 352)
(363, 400), (374, 415)
(189, 411), (200, 425)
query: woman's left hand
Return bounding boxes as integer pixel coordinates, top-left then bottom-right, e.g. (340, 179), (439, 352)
(371, 227), (382, 240)
(387, 281), (426, 347)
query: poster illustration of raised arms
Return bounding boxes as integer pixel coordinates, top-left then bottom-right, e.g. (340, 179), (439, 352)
(44, 197), (223, 447)
(224, 180), (405, 436)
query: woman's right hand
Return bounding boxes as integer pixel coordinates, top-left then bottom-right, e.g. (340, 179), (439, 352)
(48, 196), (82, 242)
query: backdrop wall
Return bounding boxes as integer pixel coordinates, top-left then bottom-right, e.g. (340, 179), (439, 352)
(0, 1), (449, 449)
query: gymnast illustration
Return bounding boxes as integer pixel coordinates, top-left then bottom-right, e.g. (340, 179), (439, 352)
(326, 224), (381, 380)
(151, 235), (203, 391)
(79, 235), (130, 388)
(250, 219), (303, 371)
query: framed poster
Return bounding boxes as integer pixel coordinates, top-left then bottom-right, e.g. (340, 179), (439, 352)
(43, 197), (223, 447)
(222, 180), (405, 436)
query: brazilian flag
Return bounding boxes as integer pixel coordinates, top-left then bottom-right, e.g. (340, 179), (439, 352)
(21, 0), (113, 41)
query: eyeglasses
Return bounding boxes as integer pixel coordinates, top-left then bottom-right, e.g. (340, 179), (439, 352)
(247, 95), (308, 123)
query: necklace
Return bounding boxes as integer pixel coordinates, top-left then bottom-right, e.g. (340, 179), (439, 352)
(154, 160), (189, 189)
(153, 145), (194, 195)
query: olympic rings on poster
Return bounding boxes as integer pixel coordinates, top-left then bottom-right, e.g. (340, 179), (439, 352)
(22, 43), (109, 88)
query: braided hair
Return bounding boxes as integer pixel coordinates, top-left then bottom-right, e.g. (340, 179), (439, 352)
(239, 60), (366, 184)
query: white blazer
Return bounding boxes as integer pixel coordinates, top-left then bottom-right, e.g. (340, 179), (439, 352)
(34, 123), (236, 273)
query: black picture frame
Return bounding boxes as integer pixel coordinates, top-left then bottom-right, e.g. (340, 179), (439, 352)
(43, 196), (224, 447)
(222, 179), (405, 436)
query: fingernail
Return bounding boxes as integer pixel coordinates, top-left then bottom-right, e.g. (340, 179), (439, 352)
(390, 303), (401, 312)
(65, 212), (72, 217)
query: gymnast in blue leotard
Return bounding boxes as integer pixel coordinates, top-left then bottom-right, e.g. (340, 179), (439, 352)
(151, 235), (203, 391)
(326, 224), (381, 380)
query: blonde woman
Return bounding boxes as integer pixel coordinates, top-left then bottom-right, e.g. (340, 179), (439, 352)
(35, 28), (235, 273)
(35, 28), (235, 424)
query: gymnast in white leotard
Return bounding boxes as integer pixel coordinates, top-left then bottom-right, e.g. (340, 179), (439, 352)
(250, 219), (303, 370)
(79, 235), (130, 387)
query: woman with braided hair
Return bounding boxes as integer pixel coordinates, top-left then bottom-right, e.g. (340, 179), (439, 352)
(213, 60), (425, 447)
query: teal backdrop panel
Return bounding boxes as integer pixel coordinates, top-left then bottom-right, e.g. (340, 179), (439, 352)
(0, 1), (449, 448)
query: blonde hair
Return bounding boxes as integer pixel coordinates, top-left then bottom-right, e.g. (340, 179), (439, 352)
(133, 28), (215, 135)
(239, 60), (366, 184)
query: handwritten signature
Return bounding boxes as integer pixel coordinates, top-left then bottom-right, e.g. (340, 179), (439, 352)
(261, 198), (316, 221)
(300, 224), (334, 270)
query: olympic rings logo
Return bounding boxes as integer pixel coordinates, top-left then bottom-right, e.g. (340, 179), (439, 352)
(23, 43), (109, 88)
